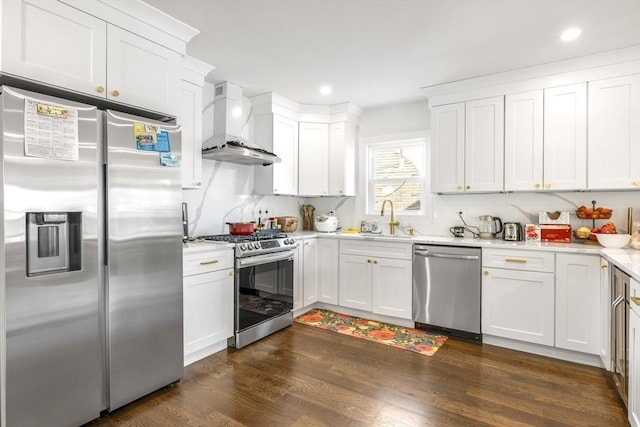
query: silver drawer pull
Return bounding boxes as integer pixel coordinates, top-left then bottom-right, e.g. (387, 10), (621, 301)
(200, 259), (219, 265)
(505, 258), (527, 263)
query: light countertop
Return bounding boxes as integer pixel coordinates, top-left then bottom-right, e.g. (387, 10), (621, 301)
(601, 249), (640, 282)
(288, 231), (604, 254)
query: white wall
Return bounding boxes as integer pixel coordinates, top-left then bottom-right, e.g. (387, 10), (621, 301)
(185, 86), (639, 239)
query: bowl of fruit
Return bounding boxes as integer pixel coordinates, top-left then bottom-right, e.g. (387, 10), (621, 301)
(576, 205), (612, 219)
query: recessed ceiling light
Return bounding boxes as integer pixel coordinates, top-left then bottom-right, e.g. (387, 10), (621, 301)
(319, 85), (332, 95)
(560, 27), (581, 42)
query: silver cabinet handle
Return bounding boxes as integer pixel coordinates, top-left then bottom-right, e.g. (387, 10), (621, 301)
(612, 294), (625, 309)
(414, 250), (479, 260)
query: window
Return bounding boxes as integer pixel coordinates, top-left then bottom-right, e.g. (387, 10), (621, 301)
(366, 137), (428, 216)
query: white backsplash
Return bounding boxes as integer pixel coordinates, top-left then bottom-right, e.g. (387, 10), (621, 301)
(184, 87), (640, 238)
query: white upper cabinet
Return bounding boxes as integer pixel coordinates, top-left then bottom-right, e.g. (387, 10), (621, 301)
(179, 57), (215, 190)
(464, 96), (504, 192)
(504, 90), (544, 191)
(588, 74), (640, 190)
(106, 26), (180, 116)
(329, 122), (357, 196)
(298, 122), (329, 196)
(1, 0), (189, 116)
(430, 103), (465, 193)
(295, 121), (357, 197)
(254, 114), (299, 195)
(543, 83), (587, 191)
(2, 0), (107, 96)
(430, 97), (504, 193)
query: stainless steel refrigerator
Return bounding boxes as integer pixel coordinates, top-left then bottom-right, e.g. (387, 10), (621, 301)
(0, 86), (183, 427)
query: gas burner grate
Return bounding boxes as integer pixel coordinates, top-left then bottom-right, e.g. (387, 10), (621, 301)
(199, 230), (287, 243)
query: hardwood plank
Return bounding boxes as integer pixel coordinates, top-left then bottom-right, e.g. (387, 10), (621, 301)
(87, 323), (628, 426)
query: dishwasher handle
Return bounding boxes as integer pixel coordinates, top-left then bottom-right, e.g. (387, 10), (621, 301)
(414, 250), (479, 261)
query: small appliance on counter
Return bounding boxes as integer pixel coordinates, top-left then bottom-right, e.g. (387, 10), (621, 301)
(478, 215), (503, 239)
(314, 211), (340, 232)
(450, 226), (465, 238)
(503, 222), (524, 241)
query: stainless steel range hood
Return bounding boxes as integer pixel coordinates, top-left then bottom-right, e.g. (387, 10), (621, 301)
(202, 82), (280, 166)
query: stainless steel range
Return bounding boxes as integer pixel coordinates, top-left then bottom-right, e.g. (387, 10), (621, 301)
(201, 230), (297, 348)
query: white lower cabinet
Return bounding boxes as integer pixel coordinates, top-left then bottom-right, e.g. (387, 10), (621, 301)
(600, 257), (612, 370)
(630, 278), (640, 427)
(482, 267), (555, 346)
(317, 239), (339, 304)
(338, 254), (372, 311)
(339, 240), (412, 319)
(372, 257), (412, 319)
(183, 245), (234, 366)
(555, 254), (601, 354)
(482, 249), (604, 364)
(293, 237), (318, 310)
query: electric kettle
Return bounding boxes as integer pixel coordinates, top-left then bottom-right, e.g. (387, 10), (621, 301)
(478, 215), (503, 239)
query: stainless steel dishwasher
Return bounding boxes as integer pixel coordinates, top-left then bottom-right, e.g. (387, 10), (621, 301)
(413, 244), (482, 341)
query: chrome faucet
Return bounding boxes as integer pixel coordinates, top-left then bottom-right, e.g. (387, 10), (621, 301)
(380, 199), (400, 235)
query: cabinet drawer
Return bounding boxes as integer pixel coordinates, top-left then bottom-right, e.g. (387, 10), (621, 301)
(482, 249), (554, 273)
(183, 249), (234, 276)
(339, 240), (412, 260)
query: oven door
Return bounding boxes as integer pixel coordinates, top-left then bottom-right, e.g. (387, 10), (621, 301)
(235, 250), (295, 335)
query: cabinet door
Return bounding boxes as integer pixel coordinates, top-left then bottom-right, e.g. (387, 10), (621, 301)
(329, 122), (357, 196)
(504, 90), (544, 191)
(372, 258), (412, 319)
(272, 114), (299, 195)
(183, 269), (234, 364)
(600, 258), (612, 370)
(2, 0), (107, 97)
(292, 244), (304, 310)
(106, 25), (180, 116)
(339, 255), (372, 311)
(178, 79), (203, 189)
(317, 239), (339, 304)
(465, 96), (504, 192)
(588, 74), (640, 190)
(298, 122), (329, 196)
(482, 267), (554, 346)
(430, 103), (465, 193)
(555, 254), (600, 354)
(302, 239), (318, 306)
(543, 83), (587, 191)
(630, 307), (640, 427)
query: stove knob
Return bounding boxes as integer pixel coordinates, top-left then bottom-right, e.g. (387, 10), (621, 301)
(254, 242), (261, 249)
(240, 244), (247, 251)
(247, 243), (254, 250)
(289, 238), (295, 245)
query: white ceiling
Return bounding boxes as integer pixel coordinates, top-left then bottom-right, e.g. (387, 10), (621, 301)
(145, 0), (640, 109)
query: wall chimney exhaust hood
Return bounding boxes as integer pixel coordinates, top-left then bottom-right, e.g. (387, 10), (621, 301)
(202, 82), (281, 166)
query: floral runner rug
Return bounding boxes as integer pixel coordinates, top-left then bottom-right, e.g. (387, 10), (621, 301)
(294, 308), (448, 356)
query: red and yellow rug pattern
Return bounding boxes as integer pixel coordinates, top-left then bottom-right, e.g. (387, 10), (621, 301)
(295, 308), (447, 356)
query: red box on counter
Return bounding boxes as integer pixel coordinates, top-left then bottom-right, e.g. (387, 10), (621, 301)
(540, 224), (572, 243)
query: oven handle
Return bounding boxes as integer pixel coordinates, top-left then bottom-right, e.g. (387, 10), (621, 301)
(237, 250), (295, 268)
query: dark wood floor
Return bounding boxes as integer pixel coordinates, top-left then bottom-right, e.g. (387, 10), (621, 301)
(88, 323), (628, 426)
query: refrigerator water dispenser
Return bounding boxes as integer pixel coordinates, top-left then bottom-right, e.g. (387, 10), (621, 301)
(26, 212), (82, 276)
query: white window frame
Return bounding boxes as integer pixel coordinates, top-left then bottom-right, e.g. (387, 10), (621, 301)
(364, 133), (431, 217)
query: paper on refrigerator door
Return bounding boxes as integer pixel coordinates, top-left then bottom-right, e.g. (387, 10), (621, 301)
(23, 98), (79, 161)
